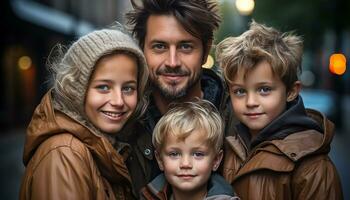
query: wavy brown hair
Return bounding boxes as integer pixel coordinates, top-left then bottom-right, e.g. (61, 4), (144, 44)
(216, 21), (303, 92)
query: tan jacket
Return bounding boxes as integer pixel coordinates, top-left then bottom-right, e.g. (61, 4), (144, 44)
(223, 109), (343, 200)
(19, 91), (135, 200)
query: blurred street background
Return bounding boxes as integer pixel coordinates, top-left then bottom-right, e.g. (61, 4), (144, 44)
(1, 0), (349, 199)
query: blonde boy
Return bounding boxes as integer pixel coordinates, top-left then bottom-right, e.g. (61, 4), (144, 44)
(216, 21), (343, 199)
(141, 100), (238, 200)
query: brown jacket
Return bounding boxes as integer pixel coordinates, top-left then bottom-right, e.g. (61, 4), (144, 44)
(223, 109), (343, 200)
(19, 91), (135, 200)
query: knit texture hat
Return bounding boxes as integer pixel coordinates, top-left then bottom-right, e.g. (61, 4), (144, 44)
(52, 28), (147, 139)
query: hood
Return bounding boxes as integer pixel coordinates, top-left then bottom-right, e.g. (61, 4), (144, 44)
(265, 108), (335, 162)
(23, 90), (131, 182)
(236, 95), (323, 149)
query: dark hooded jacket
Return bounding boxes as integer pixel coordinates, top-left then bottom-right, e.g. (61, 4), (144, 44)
(222, 96), (343, 200)
(19, 91), (134, 200)
(125, 68), (237, 197)
(141, 173), (239, 200)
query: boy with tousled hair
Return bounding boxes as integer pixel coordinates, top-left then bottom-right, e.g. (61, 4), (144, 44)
(216, 21), (343, 199)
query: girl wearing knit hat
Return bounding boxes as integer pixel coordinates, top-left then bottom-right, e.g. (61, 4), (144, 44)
(19, 27), (149, 200)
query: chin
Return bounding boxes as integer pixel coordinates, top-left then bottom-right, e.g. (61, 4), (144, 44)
(101, 125), (124, 135)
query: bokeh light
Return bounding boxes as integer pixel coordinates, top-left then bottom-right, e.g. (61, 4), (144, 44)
(18, 56), (32, 70)
(329, 53), (346, 75)
(235, 0), (255, 16)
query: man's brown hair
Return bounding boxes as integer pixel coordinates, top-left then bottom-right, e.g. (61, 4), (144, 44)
(126, 0), (221, 55)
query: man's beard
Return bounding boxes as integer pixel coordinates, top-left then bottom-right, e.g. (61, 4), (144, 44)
(152, 66), (201, 100)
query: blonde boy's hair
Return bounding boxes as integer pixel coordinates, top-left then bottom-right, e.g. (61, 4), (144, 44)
(216, 21), (303, 91)
(152, 99), (223, 153)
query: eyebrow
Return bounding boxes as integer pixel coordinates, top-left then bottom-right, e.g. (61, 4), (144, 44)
(92, 79), (137, 84)
(231, 81), (273, 86)
(150, 39), (195, 44)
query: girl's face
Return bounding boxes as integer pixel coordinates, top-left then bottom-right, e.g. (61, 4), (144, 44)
(85, 53), (138, 135)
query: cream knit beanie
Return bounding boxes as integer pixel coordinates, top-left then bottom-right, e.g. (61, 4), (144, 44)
(52, 28), (147, 130)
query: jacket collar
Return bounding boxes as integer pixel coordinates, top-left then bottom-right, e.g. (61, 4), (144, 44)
(145, 173), (234, 199)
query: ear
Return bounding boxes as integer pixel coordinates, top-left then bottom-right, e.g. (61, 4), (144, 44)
(287, 81), (302, 102)
(212, 150), (223, 171)
(202, 40), (213, 65)
(154, 150), (164, 171)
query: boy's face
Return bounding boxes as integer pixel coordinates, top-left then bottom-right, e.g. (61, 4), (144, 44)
(155, 129), (222, 195)
(85, 54), (138, 134)
(229, 60), (298, 137)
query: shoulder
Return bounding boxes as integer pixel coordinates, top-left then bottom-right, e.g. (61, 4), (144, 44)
(293, 153), (337, 177)
(270, 130), (324, 161)
(291, 153), (343, 198)
(28, 133), (92, 173)
(38, 133), (89, 156)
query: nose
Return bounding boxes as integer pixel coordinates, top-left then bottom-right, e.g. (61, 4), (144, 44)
(165, 46), (180, 68)
(246, 93), (258, 108)
(179, 155), (192, 169)
(110, 89), (124, 107)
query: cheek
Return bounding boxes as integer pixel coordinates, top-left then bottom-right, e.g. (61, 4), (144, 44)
(162, 158), (177, 172)
(230, 97), (243, 112)
(85, 91), (100, 110)
(269, 100), (286, 116)
(194, 158), (216, 174)
(126, 94), (138, 110)
(145, 53), (160, 69)
(187, 55), (203, 71)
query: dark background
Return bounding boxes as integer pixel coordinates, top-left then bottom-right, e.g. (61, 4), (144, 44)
(1, 0), (349, 199)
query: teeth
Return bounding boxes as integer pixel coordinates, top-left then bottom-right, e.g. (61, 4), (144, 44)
(103, 111), (124, 118)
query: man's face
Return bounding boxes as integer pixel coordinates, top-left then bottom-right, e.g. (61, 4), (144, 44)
(143, 15), (205, 100)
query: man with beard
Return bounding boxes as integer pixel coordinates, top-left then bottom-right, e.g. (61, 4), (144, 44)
(124, 0), (237, 197)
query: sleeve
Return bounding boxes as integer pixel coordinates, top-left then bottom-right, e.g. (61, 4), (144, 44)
(30, 145), (94, 200)
(292, 155), (343, 200)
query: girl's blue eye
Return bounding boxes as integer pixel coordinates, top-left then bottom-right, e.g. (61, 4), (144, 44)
(122, 86), (136, 95)
(96, 85), (109, 91)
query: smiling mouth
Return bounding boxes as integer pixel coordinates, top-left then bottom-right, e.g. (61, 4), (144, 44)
(102, 111), (126, 119)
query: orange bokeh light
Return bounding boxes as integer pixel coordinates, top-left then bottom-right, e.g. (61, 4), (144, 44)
(329, 53), (346, 75)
